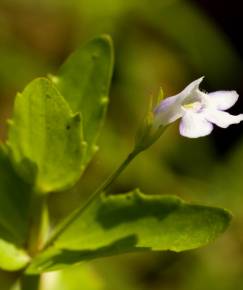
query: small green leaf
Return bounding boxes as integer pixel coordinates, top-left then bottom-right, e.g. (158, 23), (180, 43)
(7, 78), (84, 193)
(0, 147), (31, 243)
(0, 148), (30, 271)
(27, 190), (231, 273)
(0, 239), (30, 271)
(52, 35), (113, 165)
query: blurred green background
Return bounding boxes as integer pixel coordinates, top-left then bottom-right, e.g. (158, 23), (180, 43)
(1, 0), (243, 289)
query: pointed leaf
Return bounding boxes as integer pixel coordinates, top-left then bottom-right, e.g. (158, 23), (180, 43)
(27, 191), (231, 273)
(52, 35), (113, 165)
(7, 78), (84, 193)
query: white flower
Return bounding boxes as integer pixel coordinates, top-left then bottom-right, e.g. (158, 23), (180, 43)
(154, 77), (243, 138)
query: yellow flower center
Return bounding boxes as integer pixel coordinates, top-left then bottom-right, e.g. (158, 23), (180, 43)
(182, 101), (202, 112)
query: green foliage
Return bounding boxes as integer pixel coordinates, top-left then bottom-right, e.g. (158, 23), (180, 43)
(27, 190), (231, 273)
(56, 190), (231, 251)
(0, 148), (31, 243)
(53, 35), (113, 166)
(43, 264), (104, 290)
(0, 240), (29, 271)
(7, 78), (84, 193)
(0, 148), (30, 271)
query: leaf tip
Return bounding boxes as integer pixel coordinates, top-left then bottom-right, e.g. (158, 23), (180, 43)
(100, 96), (109, 105)
(98, 34), (113, 46)
(219, 208), (232, 230)
(48, 74), (60, 85)
(71, 112), (82, 123)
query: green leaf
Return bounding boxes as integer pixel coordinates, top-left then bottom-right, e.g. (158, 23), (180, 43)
(0, 148), (30, 271)
(0, 147), (31, 243)
(7, 78), (84, 193)
(42, 264), (104, 290)
(52, 35), (113, 165)
(27, 190), (231, 273)
(0, 239), (30, 271)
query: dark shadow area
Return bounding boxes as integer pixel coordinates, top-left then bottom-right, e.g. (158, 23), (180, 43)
(96, 194), (181, 229)
(33, 235), (150, 272)
(0, 149), (32, 246)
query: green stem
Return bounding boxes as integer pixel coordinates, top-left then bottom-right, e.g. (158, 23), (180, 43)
(21, 190), (49, 290)
(27, 189), (49, 256)
(44, 148), (141, 249)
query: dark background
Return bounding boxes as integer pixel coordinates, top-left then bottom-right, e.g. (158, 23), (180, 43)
(198, 0), (243, 154)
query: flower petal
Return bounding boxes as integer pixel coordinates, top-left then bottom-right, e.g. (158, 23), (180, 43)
(205, 109), (243, 128)
(154, 96), (183, 127)
(154, 95), (178, 114)
(207, 90), (239, 110)
(154, 77), (204, 127)
(180, 76), (204, 100)
(179, 111), (213, 138)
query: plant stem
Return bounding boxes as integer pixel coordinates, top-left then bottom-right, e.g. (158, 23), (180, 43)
(44, 148), (141, 249)
(27, 189), (49, 256)
(21, 190), (49, 290)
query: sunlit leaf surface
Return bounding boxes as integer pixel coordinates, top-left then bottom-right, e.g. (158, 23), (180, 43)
(7, 78), (84, 193)
(53, 35), (113, 165)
